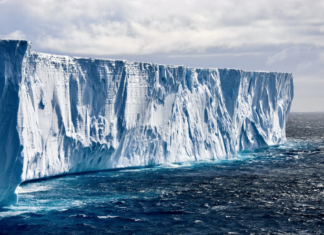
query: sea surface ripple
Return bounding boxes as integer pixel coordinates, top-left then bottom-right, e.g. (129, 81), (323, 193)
(0, 113), (324, 234)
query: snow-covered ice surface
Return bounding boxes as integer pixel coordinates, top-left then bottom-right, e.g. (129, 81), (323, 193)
(0, 40), (294, 206)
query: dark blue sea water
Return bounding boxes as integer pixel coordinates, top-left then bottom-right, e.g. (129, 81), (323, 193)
(0, 113), (324, 234)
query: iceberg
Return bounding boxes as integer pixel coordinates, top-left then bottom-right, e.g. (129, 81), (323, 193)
(0, 40), (294, 206)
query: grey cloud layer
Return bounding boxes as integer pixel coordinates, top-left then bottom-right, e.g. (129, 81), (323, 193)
(1, 0), (324, 55)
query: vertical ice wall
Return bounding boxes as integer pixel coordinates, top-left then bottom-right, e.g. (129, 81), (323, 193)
(0, 40), (30, 206)
(0, 40), (294, 206)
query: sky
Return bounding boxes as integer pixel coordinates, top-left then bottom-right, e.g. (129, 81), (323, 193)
(0, 0), (323, 112)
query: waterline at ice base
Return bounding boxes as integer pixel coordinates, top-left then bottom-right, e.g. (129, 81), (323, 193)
(0, 39), (294, 206)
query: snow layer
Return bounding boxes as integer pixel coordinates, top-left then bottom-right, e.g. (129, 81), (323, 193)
(0, 40), (294, 206)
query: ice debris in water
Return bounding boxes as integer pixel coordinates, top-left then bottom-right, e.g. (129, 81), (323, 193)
(0, 39), (293, 206)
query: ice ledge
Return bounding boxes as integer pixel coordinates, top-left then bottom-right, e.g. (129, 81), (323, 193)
(0, 39), (294, 206)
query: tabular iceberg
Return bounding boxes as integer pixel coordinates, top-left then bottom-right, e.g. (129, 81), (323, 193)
(0, 40), (294, 206)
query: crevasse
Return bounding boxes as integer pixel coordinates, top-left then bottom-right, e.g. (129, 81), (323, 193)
(0, 40), (294, 206)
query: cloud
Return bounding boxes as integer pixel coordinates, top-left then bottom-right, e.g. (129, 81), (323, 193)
(266, 45), (324, 75)
(267, 49), (291, 64)
(0, 0), (324, 56)
(1, 30), (26, 40)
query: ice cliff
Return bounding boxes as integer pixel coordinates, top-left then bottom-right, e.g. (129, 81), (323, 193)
(0, 40), (294, 206)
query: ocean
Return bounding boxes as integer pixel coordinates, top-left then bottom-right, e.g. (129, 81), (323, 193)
(0, 112), (323, 234)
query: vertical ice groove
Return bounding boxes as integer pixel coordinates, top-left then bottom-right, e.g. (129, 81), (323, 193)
(0, 40), (294, 206)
